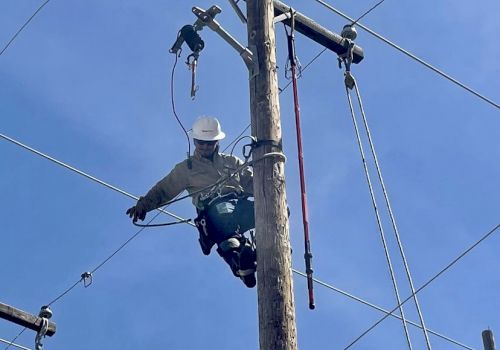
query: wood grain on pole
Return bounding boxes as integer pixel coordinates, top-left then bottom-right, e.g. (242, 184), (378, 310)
(247, 1), (298, 349)
(0, 302), (56, 336)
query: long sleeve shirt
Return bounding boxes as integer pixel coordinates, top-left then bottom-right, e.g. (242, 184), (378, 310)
(141, 149), (253, 211)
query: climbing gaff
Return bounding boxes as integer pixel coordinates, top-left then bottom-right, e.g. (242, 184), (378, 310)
(285, 12), (315, 310)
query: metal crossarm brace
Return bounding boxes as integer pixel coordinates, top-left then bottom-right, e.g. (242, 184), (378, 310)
(192, 6), (254, 70)
(273, 0), (364, 64)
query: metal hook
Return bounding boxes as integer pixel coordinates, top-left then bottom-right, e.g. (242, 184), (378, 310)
(186, 53), (199, 99)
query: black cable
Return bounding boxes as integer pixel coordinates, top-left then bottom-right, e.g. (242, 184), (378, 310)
(222, 124), (251, 153)
(170, 53), (191, 159)
(133, 219), (191, 228)
(230, 135), (254, 157)
(344, 223), (500, 349)
(2, 327), (28, 350)
(0, 0), (51, 57)
(351, 0), (386, 26)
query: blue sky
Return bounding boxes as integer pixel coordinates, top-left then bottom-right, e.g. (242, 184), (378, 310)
(1, 1), (499, 349)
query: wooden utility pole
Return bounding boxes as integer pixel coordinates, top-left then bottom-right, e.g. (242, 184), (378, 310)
(247, 1), (298, 349)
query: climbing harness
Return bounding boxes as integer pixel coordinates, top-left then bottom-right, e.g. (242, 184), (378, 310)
(338, 24), (432, 350)
(34, 306), (52, 350)
(284, 10), (315, 310)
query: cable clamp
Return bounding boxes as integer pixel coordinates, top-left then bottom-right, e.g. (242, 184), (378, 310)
(81, 271), (93, 288)
(243, 138), (282, 161)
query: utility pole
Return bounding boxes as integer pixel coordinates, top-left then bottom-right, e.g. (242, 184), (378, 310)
(177, 2), (364, 348)
(247, 1), (298, 349)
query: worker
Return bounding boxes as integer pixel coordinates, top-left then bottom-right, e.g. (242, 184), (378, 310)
(126, 116), (257, 288)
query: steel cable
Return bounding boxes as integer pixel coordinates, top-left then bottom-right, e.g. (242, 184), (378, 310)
(345, 86), (413, 349)
(313, 0), (500, 110)
(291, 270), (473, 349)
(0, 0), (51, 57)
(344, 223), (500, 349)
(351, 76), (432, 348)
(0, 131), (483, 350)
(2, 328), (28, 350)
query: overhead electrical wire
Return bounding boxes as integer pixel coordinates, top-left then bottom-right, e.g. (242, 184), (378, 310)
(350, 78), (433, 348)
(312, 0), (500, 110)
(0, 2), (495, 349)
(0, 131), (488, 350)
(345, 85), (414, 349)
(343, 223), (500, 349)
(170, 52), (191, 161)
(291, 270), (473, 350)
(0, 0), (51, 58)
(351, 0), (385, 26)
(0, 133), (191, 225)
(2, 329), (29, 350)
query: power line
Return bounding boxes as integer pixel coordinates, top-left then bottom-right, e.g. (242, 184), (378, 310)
(0, 133), (193, 226)
(1, 131), (477, 350)
(344, 223), (500, 349)
(2, 328), (28, 350)
(349, 76), (432, 348)
(345, 83), (413, 349)
(312, 0), (500, 110)
(46, 206), (168, 306)
(291, 270), (473, 350)
(0, 0), (51, 57)
(351, 0), (385, 26)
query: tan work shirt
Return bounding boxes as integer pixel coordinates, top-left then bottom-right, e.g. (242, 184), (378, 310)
(142, 149), (253, 211)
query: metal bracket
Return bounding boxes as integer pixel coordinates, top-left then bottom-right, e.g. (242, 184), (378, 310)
(228, 0), (247, 23)
(273, 12), (291, 24)
(192, 5), (255, 72)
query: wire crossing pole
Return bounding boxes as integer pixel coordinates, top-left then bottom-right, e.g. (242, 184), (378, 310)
(247, 1), (298, 349)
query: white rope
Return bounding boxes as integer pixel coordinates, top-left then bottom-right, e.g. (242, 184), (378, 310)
(352, 78), (433, 348)
(344, 86), (413, 349)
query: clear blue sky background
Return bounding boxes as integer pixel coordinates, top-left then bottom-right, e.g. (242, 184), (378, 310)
(1, 1), (499, 349)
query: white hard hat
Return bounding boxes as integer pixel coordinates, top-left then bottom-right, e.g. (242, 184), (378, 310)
(191, 116), (226, 141)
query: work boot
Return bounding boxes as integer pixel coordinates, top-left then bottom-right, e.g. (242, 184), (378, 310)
(241, 272), (256, 288)
(238, 243), (257, 288)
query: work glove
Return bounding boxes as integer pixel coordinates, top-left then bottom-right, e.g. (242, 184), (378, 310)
(126, 197), (148, 223)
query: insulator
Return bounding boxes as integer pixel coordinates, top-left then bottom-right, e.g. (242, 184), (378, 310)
(39, 305), (53, 319)
(341, 25), (357, 40)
